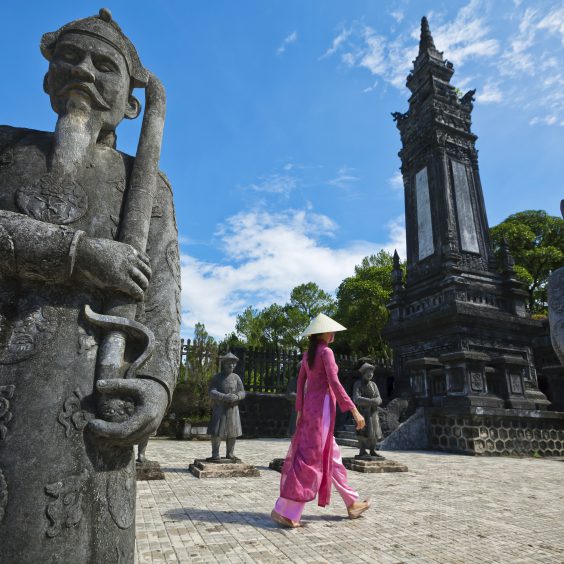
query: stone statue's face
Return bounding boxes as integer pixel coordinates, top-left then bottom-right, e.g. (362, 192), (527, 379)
(362, 369), (374, 382)
(45, 32), (137, 132)
(222, 360), (237, 375)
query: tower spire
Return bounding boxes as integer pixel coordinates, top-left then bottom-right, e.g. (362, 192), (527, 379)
(419, 16), (436, 54)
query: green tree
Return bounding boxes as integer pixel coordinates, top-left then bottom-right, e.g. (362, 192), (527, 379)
(234, 282), (336, 348)
(235, 306), (267, 347)
(490, 210), (564, 314)
(172, 322), (218, 421)
(284, 283), (337, 348)
(334, 251), (396, 357)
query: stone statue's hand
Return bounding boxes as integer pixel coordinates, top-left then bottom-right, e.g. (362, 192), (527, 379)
(75, 236), (152, 300)
(227, 393), (239, 403)
(88, 379), (167, 446)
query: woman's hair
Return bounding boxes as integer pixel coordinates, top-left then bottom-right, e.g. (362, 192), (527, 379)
(307, 334), (321, 368)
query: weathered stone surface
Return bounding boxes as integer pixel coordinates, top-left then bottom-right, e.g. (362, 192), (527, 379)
(189, 459), (260, 479)
(380, 407), (429, 451)
(0, 9), (178, 564)
(136, 460), (165, 481)
(342, 457), (408, 473)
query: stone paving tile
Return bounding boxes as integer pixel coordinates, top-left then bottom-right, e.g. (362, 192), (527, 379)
(135, 438), (564, 564)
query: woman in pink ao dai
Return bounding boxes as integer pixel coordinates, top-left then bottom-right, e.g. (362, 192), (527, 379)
(272, 313), (371, 528)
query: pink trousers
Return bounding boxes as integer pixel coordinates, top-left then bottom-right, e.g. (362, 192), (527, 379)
(274, 394), (358, 521)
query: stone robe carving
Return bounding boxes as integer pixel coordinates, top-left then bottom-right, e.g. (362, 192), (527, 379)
(352, 364), (383, 456)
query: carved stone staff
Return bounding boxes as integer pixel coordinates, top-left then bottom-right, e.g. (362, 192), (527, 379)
(86, 73), (166, 415)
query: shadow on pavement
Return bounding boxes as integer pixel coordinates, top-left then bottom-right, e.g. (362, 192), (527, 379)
(163, 508), (347, 529)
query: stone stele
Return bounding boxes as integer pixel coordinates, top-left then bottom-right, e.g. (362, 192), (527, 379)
(0, 9), (180, 564)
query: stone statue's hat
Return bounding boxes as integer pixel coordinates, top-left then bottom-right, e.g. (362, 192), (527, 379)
(301, 313), (347, 338)
(220, 351), (239, 362)
(359, 362), (375, 374)
(40, 8), (149, 88)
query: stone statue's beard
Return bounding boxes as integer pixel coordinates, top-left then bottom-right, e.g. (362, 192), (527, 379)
(51, 93), (98, 178)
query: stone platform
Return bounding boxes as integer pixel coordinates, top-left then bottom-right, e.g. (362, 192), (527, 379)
(342, 456), (408, 473)
(189, 458), (260, 479)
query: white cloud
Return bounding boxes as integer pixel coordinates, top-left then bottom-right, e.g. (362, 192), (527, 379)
(327, 166), (361, 190)
(244, 173), (297, 195)
(276, 31), (298, 55)
(180, 209), (405, 338)
(390, 11), (405, 24)
(476, 82), (503, 104)
(323, 0), (499, 92)
(320, 28), (351, 59)
(389, 171), (404, 192)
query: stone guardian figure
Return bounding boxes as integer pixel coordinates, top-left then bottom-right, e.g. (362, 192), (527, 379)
(207, 352), (246, 462)
(0, 9), (180, 563)
(352, 363), (383, 458)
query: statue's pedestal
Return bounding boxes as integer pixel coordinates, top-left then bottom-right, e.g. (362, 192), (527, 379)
(189, 458), (260, 479)
(136, 460), (165, 481)
(342, 455), (408, 473)
(269, 458), (285, 472)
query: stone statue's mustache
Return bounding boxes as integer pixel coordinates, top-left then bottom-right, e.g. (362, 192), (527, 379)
(56, 82), (111, 111)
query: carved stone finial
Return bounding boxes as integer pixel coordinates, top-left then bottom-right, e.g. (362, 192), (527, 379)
(419, 16), (437, 54)
(392, 250), (403, 293)
(393, 249), (401, 268)
(500, 237), (515, 274)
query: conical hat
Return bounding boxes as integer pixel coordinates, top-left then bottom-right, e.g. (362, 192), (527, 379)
(301, 313), (347, 337)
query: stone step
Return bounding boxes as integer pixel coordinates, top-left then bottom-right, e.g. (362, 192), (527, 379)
(336, 437), (359, 448)
(337, 431), (359, 440)
(342, 424), (357, 432)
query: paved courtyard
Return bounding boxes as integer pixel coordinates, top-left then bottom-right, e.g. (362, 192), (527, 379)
(136, 438), (564, 564)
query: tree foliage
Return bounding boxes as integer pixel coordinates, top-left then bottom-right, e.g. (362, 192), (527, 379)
(490, 210), (564, 314)
(334, 251), (396, 357)
(234, 282), (336, 348)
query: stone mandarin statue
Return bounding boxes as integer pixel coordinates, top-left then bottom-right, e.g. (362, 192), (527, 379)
(0, 9), (180, 564)
(352, 363), (383, 458)
(207, 352), (246, 462)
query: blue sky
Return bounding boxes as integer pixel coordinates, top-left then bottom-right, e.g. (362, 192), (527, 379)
(2, 0), (564, 338)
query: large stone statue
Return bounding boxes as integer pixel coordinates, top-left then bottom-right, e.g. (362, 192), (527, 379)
(207, 352), (246, 462)
(548, 200), (564, 365)
(352, 363), (383, 458)
(0, 9), (180, 563)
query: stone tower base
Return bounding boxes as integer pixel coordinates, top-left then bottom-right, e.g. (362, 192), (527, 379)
(427, 407), (564, 456)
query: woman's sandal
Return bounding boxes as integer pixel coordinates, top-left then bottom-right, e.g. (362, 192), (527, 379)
(271, 509), (301, 528)
(347, 499), (371, 519)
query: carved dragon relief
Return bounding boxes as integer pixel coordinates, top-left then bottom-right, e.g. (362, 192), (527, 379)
(58, 389), (92, 438)
(45, 470), (89, 538)
(16, 173), (88, 225)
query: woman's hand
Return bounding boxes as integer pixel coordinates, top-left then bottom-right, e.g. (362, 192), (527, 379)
(351, 408), (365, 431)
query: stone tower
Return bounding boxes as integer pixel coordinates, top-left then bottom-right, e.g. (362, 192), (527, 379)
(383, 18), (564, 456)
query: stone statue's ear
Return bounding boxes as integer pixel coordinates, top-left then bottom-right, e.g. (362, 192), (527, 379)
(125, 95), (141, 120)
(43, 73), (50, 94)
